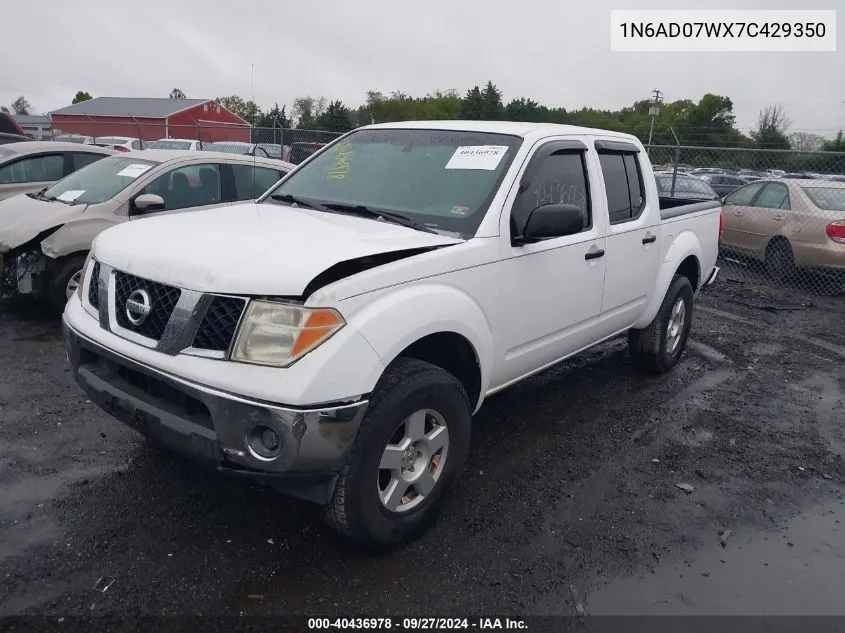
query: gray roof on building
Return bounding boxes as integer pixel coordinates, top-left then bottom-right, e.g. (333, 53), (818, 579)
(50, 97), (210, 119)
(13, 114), (52, 125)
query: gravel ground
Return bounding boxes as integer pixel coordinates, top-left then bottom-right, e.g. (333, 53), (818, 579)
(0, 271), (843, 621)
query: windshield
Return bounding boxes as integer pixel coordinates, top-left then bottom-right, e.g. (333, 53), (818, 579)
(262, 128), (523, 236)
(206, 142), (250, 154)
(93, 137), (129, 145)
(150, 140), (192, 150)
(43, 156), (159, 205)
(802, 186), (845, 211)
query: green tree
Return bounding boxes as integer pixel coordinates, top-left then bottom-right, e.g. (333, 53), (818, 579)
(169, 88), (186, 99)
(460, 86), (484, 120)
(292, 96), (327, 129)
(215, 95), (261, 123)
(480, 81), (503, 120)
(257, 103), (291, 129)
(750, 103), (790, 149)
(504, 98), (550, 122)
(11, 95), (31, 115)
(315, 100), (353, 133)
(821, 131), (845, 152)
(72, 91), (92, 104)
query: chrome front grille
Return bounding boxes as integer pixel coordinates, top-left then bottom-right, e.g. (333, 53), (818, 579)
(192, 296), (246, 352)
(87, 262), (101, 308)
(113, 271), (182, 341)
(86, 261), (247, 358)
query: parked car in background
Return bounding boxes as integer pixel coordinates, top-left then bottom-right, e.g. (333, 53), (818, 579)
(700, 173), (751, 198)
(61, 121), (721, 546)
(0, 133), (30, 145)
(204, 141), (270, 158)
(780, 172), (816, 180)
(256, 143), (290, 161)
(53, 134), (94, 144)
(655, 172), (720, 201)
(87, 137), (149, 152)
(0, 142), (115, 201)
(0, 113), (30, 144)
(721, 178), (845, 286)
(0, 150), (294, 306)
(285, 141), (327, 164)
(148, 138), (204, 151)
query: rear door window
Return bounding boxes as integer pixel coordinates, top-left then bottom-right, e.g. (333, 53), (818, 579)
(0, 153), (64, 184)
(232, 164), (285, 200)
(754, 182), (790, 210)
(71, 152), (106, 171)
(598, 150), (645, 224)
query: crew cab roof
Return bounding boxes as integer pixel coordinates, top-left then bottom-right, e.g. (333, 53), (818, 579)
(361, 120), (643, 144)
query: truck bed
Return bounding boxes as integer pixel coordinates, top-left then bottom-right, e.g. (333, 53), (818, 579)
(659, 196), (721, 220)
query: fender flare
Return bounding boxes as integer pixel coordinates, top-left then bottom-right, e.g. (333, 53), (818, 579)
(41, 218), (120, 259)
(633, 229), (702, 329)
(347, 283), (493, 412)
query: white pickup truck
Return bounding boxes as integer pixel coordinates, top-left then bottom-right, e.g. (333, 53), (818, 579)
(62, 121), (721, 547)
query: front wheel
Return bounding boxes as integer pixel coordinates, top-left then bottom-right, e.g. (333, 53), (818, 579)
(628, 274), (695, 373)
(50, 254), (88, 310)
(323, 358), (471, 548)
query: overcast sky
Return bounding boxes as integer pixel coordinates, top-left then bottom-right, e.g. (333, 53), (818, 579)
(2, 0), (842, 136)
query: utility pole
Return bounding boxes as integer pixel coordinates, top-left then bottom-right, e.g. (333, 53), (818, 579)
(647, 89), (663, 148)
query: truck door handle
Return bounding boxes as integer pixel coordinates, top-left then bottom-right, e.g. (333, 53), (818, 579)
(584, 249), (605, 261)
(642, 234), (657, 244)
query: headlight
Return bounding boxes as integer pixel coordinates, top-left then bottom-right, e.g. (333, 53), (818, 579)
(231, 300), (345, 367)
(76, 252), (95, 301)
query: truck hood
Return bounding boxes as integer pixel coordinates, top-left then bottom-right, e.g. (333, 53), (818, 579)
(93, 202), (464, 296)
(0, 194), (86, 253)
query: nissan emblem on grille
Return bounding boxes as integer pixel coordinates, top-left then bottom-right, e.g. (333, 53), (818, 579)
(125, 289), (152, 325)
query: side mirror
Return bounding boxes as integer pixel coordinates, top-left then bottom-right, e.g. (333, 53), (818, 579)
(515, 204), (585, 245)
(132, 193), (165, 212)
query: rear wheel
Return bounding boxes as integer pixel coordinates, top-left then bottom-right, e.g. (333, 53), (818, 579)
(765, 239), (796, 283)
(628, 274), (694, 373)
(323, 358), (471, 548)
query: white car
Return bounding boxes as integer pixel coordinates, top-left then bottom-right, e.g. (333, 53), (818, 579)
(0, 141), (115, 201)
(63, 121), (721, 546)
(86, 136), (148, 151)
(0, 150), (294, 305)
(148, 138), (204, 151)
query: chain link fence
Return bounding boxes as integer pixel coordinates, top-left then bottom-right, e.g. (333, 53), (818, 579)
(33, 119), (845, 296)
(648, 144), (845, 297)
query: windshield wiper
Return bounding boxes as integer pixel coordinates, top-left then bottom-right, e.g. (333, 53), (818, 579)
(269, 193), (330, 212)
(321, 202), (437, 234)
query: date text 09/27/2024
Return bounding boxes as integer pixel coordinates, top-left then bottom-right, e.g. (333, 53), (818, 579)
(307, 618), (528, 630)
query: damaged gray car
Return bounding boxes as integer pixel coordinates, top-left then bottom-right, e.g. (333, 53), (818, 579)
(0, 149), (295, 307)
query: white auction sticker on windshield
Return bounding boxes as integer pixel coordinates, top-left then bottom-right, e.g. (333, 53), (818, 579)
(116, 164), (152, 178)
(56, 190), (85, 202)
(445, 145), (508, 171)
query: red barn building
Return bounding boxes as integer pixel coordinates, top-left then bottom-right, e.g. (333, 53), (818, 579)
(50, 97), (251, 143)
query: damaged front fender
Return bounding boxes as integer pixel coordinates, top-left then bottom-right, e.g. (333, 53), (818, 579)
(40, 217), (122, 260)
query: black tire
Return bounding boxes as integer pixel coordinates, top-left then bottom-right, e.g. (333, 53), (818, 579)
(50, 254), (87, 310)
(323, 358), (471, 548)
(765, 239), (795, 283)
(628, 274), (695, 374)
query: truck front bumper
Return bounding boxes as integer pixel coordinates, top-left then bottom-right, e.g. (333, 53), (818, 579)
(63, 318), (369, 504)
